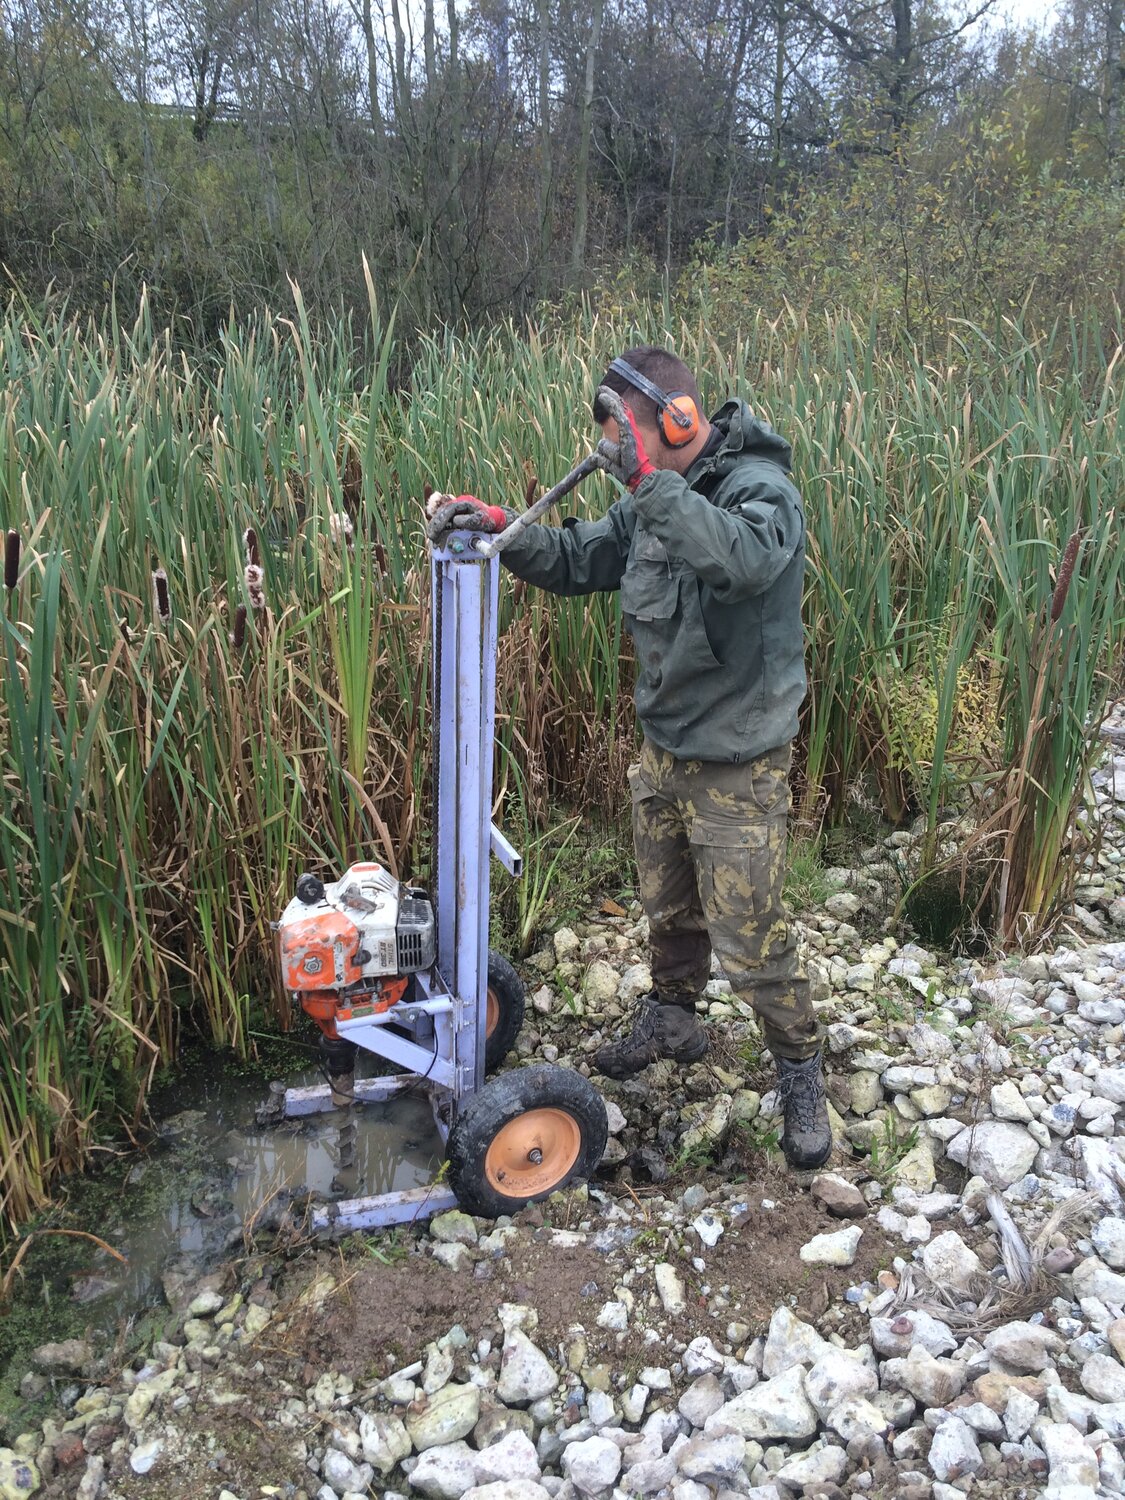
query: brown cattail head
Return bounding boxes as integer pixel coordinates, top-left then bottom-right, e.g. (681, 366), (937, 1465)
(230, 603), (247, 648)
(152, 568), (171, 622)
(118, 617), (133, 643)
(524, 476), (538, 508)
(245, 563), (266, 610)
(423, 483), (434, 503)
(4, 530), (19, 590)
(1050, 529), (1084, 623)
(244, 527), (260, 567)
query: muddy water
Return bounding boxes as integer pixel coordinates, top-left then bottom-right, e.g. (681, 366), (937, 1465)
(32, 1056), (444, 1327)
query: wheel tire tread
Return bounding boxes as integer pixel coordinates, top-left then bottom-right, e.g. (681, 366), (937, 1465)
(447, 1064), (608, 1218)
(484, 949), (525, 1075)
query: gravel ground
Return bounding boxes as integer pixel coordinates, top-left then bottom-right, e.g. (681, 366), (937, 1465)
(3, 711), (1124, 1500)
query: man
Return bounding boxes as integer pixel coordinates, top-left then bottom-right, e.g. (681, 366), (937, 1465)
(428, 346), (831, 1170)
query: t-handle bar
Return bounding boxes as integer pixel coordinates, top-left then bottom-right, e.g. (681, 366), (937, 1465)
(474, 452), (605, 558)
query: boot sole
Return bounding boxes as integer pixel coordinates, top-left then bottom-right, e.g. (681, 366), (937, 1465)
(594, 1048), (660, 1080)
(665, 1036), (709, 1065)
(594, 1036), (708, 1079)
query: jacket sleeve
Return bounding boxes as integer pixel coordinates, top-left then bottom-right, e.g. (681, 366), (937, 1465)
(497, 498), (634, 596)
(630, 465), (804, 601)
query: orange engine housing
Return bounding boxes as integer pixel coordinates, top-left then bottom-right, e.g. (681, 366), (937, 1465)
(277, 861), (429, 1038)
(296, 977), (410, 1039)
(280, 911), (366, 992)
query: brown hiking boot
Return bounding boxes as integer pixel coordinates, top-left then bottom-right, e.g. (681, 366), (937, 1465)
(776, 1052), (833, 1169)
(595, 998), (709, 1080)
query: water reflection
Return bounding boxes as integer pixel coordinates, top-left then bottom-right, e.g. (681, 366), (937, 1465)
(66, 1063), (443, 1319)
(231, 1093), (441, 1216)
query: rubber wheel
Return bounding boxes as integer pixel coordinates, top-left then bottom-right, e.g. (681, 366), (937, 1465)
(447, 1064), (608, 1218)
(484, 950), (525, 1075)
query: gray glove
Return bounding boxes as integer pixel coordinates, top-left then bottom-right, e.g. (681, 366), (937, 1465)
(593, 387), (655, 491)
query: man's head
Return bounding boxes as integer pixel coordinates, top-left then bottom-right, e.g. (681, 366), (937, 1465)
(592, 346), (711, 474)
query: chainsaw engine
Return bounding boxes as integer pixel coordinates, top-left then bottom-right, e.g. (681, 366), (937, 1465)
(277, 861), (436, 1038)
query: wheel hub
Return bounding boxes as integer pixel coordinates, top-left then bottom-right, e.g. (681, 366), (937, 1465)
(484, 1108), (581, 1195)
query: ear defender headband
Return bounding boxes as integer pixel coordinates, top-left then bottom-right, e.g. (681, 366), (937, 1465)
(605, 357), (701, 448)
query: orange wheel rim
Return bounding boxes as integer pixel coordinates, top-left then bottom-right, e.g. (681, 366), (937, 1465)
(486, 986), (500, 1038)
(484, 1108), (581, 1197)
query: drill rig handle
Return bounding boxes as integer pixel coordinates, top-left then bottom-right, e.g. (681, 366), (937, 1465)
(474, 452), (606, 558)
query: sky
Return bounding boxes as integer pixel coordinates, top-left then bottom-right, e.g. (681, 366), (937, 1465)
(992, 0), (1059, 28)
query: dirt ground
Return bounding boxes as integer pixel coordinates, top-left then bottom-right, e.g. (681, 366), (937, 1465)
(33, 1177), (904, 1500)
(281, 1185), (895, 1381)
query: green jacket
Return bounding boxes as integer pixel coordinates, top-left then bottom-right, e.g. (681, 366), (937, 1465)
(500, 399), (807, 763)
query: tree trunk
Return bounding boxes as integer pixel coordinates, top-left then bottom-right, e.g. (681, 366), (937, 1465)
(424, 0), (436, 95)
(389, 0), (408, 125)
(536, 0), (552, 293)
(663, 131), (677, 296)
(444, 0), (463, 316)
(889, 0), (915, 137)
(769, 0), (786, 215)
(1105, 0), (1124, 182)
(358, 0), (384, 139)
(447, 0), (461, 184)
(570, 0), (604, 276)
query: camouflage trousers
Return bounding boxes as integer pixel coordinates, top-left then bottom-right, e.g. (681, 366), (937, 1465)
(630, 739), (821, 1061)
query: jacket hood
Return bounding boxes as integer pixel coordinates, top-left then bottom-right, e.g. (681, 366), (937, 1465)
(703, 398), (793, 475)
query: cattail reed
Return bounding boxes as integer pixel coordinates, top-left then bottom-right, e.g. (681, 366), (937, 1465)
(245, 563), (265, 610)
(4, 530), (18, 590)
(1, 298), (1123, 1230)
(329, 512), (354, 547)
(152, 567), (171, 622)
(1050, 530), (1084, 623)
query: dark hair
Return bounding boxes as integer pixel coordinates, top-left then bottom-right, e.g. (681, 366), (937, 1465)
(593, 345), (702, 427)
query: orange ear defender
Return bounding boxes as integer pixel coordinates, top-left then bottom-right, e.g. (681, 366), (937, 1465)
(607, 357), (701, 448)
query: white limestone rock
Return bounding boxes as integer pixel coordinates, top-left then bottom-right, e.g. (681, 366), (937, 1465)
(983, 1321), (1065, 1373)
(1079, 1352), (1125, 1404)
(799, 1226), (862, 1267)
(921, 1230), (984, 1293)
(990, 1081), (1034, 1123)
(927, 1416), (983, 1483)
(882, 1345), (966, 1406)
(360, 1413), (411, 1475)
(804, 1350), (878, 1420)
(761, 1306), (831, 1377)
(1039, 1421), (1100, 1492)
(498, 1332), (557, 1406)
(775, 1444), (848, 1488)
(1092, 1217), (1125, 1270)
(408, 1442), (479, 1500)
(945, 1121), (1039, 1188)
(705, 1367), (818, 1442)
(1072, 1256), (1125, 1305)
(561, 1436), (621, 1496)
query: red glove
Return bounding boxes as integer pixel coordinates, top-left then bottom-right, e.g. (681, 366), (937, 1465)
(594, 388), (655, 490)
(425, 493), (511, 540)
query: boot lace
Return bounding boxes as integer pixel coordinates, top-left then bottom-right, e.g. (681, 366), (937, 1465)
(777, 1059), (825, 1132)
(620, 997), (661, 1044)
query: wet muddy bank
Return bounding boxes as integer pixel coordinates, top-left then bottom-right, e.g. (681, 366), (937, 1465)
(0, 1045), (443, 1440)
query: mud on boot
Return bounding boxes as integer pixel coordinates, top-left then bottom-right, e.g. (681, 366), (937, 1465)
(776, 1051), (832, 1169)
(595, 998), (709, 1080)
